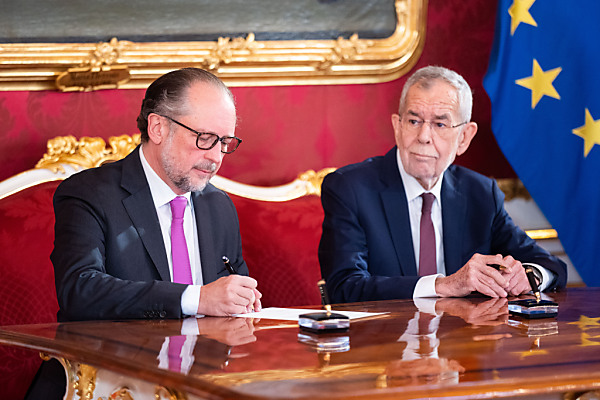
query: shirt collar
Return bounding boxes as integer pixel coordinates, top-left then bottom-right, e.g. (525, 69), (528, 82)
(139, 145), (191, 208)
(396, 148), (443, 203)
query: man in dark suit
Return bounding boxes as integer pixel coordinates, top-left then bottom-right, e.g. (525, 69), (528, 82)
(318, 66), (566, 303)
(52, 67), (262, 321)
(27, 68), (263, 399)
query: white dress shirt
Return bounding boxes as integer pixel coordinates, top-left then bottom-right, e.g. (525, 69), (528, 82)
(139, 146), (202, 316)
(396, 150), (444, 298)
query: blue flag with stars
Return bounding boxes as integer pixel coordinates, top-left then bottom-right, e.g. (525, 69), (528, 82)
(484, 0), (600, 286)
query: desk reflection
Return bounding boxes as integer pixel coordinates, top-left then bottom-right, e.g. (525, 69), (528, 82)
(158, 317), (257, 374)
(3, 288), (599, 400)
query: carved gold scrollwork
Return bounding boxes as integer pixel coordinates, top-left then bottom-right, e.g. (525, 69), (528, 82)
(155, 386), (187, 400)
(55, 37), (132, 92)
(85, 37), (130, 68)
(35, 134), (140, 172)
(205, 33), (259, 70)
(73, 363), (97, 400)
(319, 34), (371, 71)
(109, 387), (135, 400)
(297, 167), (336, 196)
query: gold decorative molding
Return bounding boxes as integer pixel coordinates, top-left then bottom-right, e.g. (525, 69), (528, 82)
(0, 0), (427, 90)
(297, 168), (337, 196)
(496, 178), (532, 201)
(110, 387), (135, 400)
(35, 134), (141, 172)
(155, 386), (187, 400)
(74, 363), (98, 400)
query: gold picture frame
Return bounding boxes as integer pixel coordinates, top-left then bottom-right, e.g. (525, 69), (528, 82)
(0, 0), (427, 91)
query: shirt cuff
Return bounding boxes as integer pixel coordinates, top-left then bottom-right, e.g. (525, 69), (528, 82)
(181, 285), (201, 316)
(413, 274), (444, 298)
(526, 263), (555, 291)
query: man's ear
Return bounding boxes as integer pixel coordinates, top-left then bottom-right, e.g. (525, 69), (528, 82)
(147, 113), (168, 145)
(391, 113), (402, 144)
(456, 122), (478, 157)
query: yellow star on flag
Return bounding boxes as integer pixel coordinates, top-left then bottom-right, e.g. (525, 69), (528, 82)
(516, 59), (561, 109)
(568, 315), (600, 330)
(508, 0), (538, 35)
(516, 349), (548, 359)
(581, 332), (600, 347)
(572, 109), (600, 157)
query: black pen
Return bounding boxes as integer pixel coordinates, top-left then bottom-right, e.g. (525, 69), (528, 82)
(317, 279), (332, 316)
(487, 263), (507, 272)
(222, 256), (237, 275)
(525, 265), (542, 303)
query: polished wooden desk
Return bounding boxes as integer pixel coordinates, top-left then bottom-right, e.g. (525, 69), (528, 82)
(1, 287), (600, 400)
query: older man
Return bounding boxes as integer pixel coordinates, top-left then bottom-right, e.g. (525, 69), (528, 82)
(319, 66), (566, 303)
(52, 67), (261, 321)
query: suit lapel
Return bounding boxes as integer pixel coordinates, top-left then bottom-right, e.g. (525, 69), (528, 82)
(380, 149), (418, 276)
(120, 147), (171, 281)
(441, 168), (466, 274)
(191, 191), (219, 284)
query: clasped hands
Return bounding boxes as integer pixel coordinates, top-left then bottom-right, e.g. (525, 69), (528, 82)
(435, 253), (531, 298)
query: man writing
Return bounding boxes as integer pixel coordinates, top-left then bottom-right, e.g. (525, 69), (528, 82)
(52, 67), (262, 321)
(27, 68), (262, 399)
(318, 66), (566, 303)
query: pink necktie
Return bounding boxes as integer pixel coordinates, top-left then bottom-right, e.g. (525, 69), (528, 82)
(170, 196), (193, 284)
(419, 192), (436, 276)
(168, 335), (186, 372)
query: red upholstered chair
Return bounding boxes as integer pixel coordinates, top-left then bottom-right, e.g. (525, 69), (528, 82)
(230, 193), (324, 307)
(0, 181), (61, 400)
(0, 135), (330, 399)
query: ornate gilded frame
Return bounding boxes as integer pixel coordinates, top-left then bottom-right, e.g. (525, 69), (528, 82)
(0, 0), (427, 91)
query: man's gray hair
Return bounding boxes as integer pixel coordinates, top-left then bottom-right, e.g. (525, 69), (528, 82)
(398, 66), (473, 123)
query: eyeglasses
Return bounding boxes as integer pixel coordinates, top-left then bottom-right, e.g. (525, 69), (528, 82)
(401, 116), (467, 136)
(161, 115), (242, 154)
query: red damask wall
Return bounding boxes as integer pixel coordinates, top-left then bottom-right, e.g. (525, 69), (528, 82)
(0, 0), (509, 185)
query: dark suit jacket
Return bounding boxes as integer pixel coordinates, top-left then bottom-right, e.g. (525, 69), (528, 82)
(318, 147), (567, 303)
(51, 146), (248, 321)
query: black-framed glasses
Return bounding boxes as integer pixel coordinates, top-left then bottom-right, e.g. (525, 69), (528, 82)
(401, 117), (468, 136)
(161, 115), (242, 154)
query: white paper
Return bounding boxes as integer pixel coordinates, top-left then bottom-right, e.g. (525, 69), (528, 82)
(234, 307), (387, 321)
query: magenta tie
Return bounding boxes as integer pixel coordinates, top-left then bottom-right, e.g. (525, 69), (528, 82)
(419, 192), (437, 276)
(168, 335), (186, 372)
(170, 196), (193, 284)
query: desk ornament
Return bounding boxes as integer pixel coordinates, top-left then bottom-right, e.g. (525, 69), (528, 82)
(298, 279), (350, 333)
(508, 265), (558, 319)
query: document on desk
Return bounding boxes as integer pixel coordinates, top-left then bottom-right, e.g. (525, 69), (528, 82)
(234, 307), (388, 321)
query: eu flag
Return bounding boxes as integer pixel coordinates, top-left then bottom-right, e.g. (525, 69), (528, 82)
(484, 0), (600, 286)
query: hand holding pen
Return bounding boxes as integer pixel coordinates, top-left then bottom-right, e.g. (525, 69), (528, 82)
(222, 255), (262, 313)
(487, 256), (541, 298)
(193, 256), (262, 316)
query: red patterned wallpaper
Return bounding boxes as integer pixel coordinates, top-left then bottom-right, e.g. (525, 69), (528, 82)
(0, 0), (509, 185)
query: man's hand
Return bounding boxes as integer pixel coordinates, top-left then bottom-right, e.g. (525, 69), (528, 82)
(197, 275), (262, 316)
(196, 317), (257, 346)
(499, 255), (531, 296)
(435, 253), (509, 297)
(435, 297), (508, 326)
